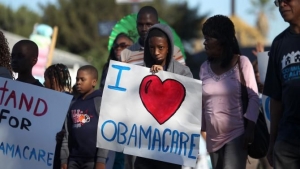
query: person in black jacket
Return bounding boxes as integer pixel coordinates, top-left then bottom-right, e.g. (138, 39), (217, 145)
(60, 65), (108, 169)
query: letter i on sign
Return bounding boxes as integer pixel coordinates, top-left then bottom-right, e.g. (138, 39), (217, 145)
(108, 64), (130, 92)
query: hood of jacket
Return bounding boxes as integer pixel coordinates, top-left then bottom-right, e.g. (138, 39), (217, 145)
(77, 89), (102, 100)
(144, 23), (174, 69)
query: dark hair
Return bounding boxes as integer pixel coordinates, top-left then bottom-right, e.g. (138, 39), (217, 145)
(78, 65), (98, 80)
(44, 63), (72, 92)
(72, 84), (80, 98)
(0, 31), (14, 78)
(14, 40), (39, 59)
(99, 33), (132, 91)
(144, 28), (171, 68)
(148, 28), (167, 39)
(108, 33), (133, 62)
(137, 6), (159, 21)
(202, 15), (241, 68)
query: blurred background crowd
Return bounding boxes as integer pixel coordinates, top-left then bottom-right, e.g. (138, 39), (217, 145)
(0, 0), (287, 88)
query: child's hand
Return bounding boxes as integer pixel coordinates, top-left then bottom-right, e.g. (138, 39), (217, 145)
(61, 164), (67, 169)
(150, 65), (163, 73)
(95, 162), (105, 169)
(252, 42), (264, 57)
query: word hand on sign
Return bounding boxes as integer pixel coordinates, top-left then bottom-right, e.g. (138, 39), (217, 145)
(0, 80), (48, 131)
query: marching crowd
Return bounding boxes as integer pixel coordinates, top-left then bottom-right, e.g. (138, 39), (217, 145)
(1, 1), (300, 169)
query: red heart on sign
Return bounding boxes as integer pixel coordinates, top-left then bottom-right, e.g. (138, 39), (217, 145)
(139, 75), (186, 125)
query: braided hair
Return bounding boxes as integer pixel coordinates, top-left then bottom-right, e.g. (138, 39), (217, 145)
(0, 31), (14, 78)
(44, 63), (72, 92)
(202, 15), (241, 68)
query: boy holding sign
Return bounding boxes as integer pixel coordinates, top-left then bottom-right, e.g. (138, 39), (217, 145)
(60, 65), (108, 169)
(133, 24), (193, 169)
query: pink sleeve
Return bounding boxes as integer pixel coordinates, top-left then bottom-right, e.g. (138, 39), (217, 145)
(241, 56), (260, 123)
(201, 103), (206, 131)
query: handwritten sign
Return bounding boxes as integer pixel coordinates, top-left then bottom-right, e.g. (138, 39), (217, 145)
(262, 95), (270, 133)
(257, 51), (270, 133)
(257, 51), (269, 84)
(97, 61), (202, 167)
(0, 78), (73, 169)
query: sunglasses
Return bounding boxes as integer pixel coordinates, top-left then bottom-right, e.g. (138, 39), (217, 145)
(113, 43), (130, 50)
(274, 0), (291, 7)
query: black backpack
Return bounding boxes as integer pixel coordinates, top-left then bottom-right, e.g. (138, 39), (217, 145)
(238, 57), (270, 159)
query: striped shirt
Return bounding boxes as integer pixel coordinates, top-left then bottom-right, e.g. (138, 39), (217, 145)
(120, 41), (185, 66)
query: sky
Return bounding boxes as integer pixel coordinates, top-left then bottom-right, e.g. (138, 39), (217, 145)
(0, 0), (289, 45)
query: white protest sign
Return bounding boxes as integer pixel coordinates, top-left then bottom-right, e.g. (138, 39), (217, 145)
(257, 51), (271, 133)
(0, 78), (73, 169)
(257, 51), (269, 84)
(97, 60), (202, 167)
(261, 95), (271, 133)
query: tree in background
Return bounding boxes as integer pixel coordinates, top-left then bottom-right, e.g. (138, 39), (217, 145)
(142, 1), (206, 41)
(248, 0), (276, 38)
(40, 0), (206, 52)
(39, 0), (134, 73)
(0, 0), (206, 84)
(39, 0), (206, 75)
(0, 4), (41, 37)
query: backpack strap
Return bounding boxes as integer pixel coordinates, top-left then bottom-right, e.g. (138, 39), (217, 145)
(237, 56), (249, 115)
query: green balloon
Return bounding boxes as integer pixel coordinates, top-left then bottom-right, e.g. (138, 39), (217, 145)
(108, 13), (186, 59)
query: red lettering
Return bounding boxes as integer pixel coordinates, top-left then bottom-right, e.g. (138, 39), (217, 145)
(0, 80), (49, 117)
(4, 90), (16, 108)
(19, 93), (33, 111)
(0, 81), (8, 105)
(33, 98), (48, 116)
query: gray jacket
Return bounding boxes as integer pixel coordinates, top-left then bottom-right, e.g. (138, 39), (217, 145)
(0, 67), (12, 79)
(144, 24), (192, 77)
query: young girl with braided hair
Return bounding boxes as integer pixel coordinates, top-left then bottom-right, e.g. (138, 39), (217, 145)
(0, 30), (13, 79)
(44, 63), (72, 93)
(44, 63), (72, 169)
